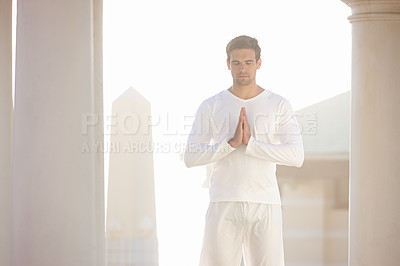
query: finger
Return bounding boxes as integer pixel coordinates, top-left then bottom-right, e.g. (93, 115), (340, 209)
(243, 111), (248, 124)
(237, 118), (243, 134)
(239, 109), (244, 123)
(242, 108), (247, 122)
(243, 114), (250, 133)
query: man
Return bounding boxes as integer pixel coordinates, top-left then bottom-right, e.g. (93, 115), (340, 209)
(184, 35), (304, 266)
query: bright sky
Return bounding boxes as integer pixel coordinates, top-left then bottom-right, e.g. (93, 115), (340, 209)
(103, 1), (351, 265)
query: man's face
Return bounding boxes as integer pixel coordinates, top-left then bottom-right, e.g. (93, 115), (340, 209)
(227, 49), (261, 87)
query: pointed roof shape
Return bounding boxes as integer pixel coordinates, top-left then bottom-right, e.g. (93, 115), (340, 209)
(296, 91), (350, 154)
(113, 86), (150, 105)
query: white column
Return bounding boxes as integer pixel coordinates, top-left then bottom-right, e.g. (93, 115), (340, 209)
(106, 87), (159, 266)
(0, 1), (12, 266)
(11, 1), (104, 266)
(342, 1), (400, 265)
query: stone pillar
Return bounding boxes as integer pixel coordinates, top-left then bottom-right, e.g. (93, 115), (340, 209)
(106, 87), (159, 266)
(342, 1), (400, 265)
(11, 1), (104, 266)
(0, 1), (12, 266)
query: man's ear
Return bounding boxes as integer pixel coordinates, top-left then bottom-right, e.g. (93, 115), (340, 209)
(257, 58), (262, 70)
(227, 59), (231, 70)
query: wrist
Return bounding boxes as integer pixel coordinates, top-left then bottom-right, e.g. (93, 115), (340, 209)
(228, 139), (240, 148)
(243, 135), (251, 146)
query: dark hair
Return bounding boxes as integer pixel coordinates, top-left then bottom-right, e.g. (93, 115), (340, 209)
(226, 35), (261, 62)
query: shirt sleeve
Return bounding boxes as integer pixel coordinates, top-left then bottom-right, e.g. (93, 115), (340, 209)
(184, 100), (236, 168)
(244, 100), (304, 167)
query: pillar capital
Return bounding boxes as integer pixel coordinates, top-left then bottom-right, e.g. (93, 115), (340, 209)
(342, 0), (400, 22)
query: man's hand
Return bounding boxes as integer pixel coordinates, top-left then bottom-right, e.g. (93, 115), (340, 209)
(228, 107), (251, 148)
(242, 108), (251, 145)
(228, 107), (244, 148)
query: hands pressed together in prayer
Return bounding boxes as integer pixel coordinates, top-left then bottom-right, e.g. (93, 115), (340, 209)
(228, 107), (251, 148)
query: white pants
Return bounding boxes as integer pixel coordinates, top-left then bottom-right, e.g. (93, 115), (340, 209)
(199, 202), (284, 266)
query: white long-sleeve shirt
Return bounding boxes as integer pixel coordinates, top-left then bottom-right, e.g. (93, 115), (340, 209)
(184, 89), (304, 205)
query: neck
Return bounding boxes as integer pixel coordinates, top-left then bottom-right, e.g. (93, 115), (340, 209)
(229, 83), (263, 100)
